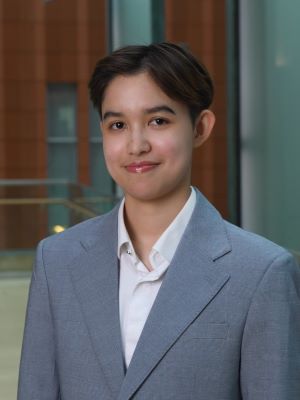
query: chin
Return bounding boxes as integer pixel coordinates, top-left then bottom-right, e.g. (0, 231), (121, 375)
(124, 184), (180, 204)
(121, 184), (158, 202)
(125, 190), (159, 203)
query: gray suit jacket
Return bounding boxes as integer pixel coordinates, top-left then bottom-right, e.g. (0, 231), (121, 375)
(18, 189), (300, 400)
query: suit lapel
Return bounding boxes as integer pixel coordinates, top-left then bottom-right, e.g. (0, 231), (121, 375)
(68, 207), (125, 399)
(118, 190), (231, 400)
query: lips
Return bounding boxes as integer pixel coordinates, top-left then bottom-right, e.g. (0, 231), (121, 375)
(125, 161), (159, 173)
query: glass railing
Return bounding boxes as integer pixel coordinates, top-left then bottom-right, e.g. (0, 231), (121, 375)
(0, 179), (118, 274)
(1, 179), (298, 272)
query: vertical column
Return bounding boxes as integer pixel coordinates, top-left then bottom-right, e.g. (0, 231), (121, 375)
(0, 1), (5, 178)
(0, 1), (5, 248)
(34, 0), (48, 239)
(226, 0), (240, 225)
(34, 0), (47, 179)
(77, 0), (89, 184)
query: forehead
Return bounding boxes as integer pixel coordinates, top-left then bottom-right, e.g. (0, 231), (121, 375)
(102, 72), (176, 110)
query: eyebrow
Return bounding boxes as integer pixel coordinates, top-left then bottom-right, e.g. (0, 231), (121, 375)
(102, 105), (176, 121)
(144, 105), (176, 116)
(102, 111), (123, 121)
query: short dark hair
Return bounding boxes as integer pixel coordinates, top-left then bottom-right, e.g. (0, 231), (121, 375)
(88, 42), (214, 123)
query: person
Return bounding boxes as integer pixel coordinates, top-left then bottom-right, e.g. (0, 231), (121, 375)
(18, 42), (300, 400)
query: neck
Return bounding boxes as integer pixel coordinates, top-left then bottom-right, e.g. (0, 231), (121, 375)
(123, 187), (191, 266)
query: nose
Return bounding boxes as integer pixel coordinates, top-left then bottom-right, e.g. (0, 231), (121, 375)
(127, 128), (151, 155)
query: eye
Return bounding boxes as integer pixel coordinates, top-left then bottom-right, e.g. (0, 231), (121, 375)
(150, 118), (168, 126)
(110, 121), (125, 130)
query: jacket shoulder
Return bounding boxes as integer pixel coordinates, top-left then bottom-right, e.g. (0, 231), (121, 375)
(41, 205), (118, 253)
(224, 220), (296, 266)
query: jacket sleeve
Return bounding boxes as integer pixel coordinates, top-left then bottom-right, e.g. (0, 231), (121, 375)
(17, 240), (60, 400)
(240, 251), (300, 399)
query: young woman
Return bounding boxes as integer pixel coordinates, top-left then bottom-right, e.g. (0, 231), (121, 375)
(18, 43), (300, 400)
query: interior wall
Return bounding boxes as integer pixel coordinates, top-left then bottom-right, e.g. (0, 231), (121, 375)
(165, 0), (228, 217)
(0, 0), (107, 249)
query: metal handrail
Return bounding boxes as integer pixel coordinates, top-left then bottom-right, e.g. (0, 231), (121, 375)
(0, 198), (97, 218)
(0, 178), (71, 186)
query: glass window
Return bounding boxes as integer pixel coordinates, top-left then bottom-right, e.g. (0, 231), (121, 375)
(46, 83), (77, 230)
(89, 104), (113, 195)
(47, 83), (77, 181)
(110, 0), (152, 48)
(240, 0), (300, 256)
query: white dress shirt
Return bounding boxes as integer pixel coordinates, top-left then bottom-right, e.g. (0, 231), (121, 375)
(118, 187), (196, 367)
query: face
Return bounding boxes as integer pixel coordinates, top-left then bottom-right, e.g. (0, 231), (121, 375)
(101, 72), (214, 204)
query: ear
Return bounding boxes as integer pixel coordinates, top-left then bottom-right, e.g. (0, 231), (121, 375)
(193, 109), (215, 148)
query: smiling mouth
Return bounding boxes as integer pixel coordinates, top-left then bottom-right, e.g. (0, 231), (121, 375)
(125, 162), (159, 173)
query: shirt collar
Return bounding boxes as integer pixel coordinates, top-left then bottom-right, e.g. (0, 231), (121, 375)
(117, 197), (133, 259)
(117, 187), (196, 263)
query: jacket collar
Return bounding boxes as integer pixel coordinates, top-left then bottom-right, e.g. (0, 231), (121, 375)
(117, 189), (231, 400)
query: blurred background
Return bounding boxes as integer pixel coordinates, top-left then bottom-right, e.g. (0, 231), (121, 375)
(0, 0), (299, 398)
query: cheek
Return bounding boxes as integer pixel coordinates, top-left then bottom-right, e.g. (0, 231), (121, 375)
(102, 140), (122, 167)
(157, 135), (193, 163)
